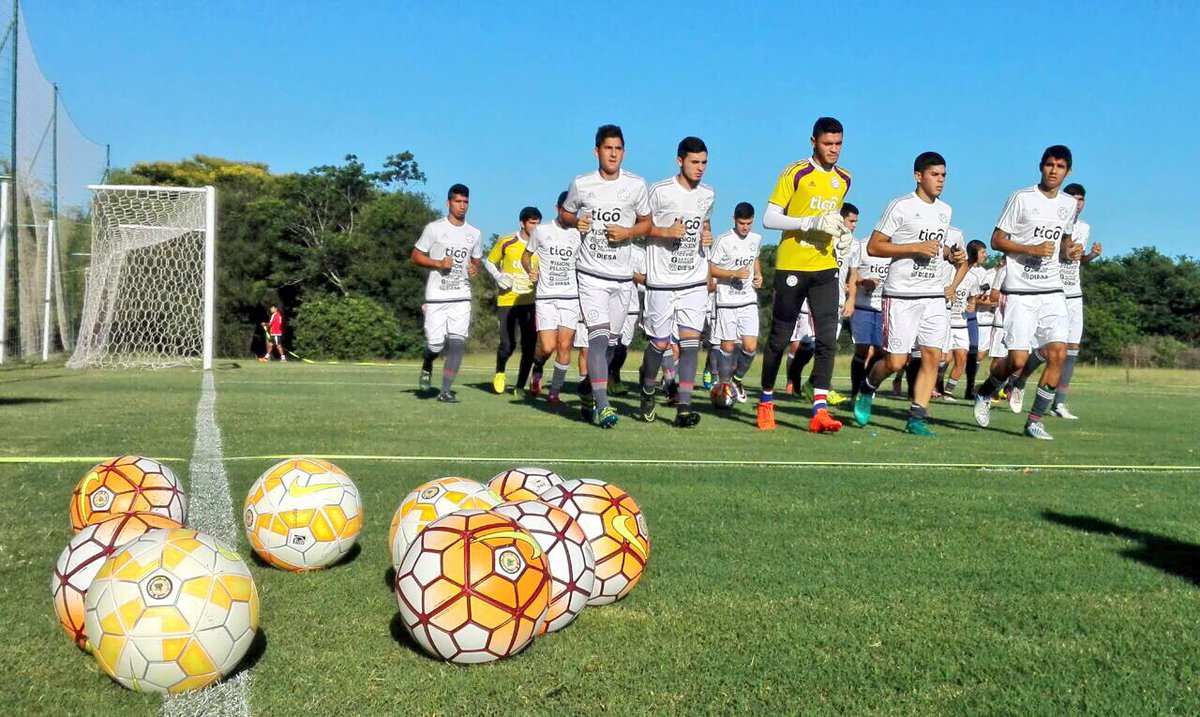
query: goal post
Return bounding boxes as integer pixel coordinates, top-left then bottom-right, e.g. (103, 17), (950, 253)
(67, 185), (217, 370)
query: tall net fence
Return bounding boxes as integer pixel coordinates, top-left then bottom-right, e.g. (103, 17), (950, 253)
(0, 2), (108, 362)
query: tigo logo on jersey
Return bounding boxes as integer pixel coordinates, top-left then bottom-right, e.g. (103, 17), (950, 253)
(807, 196), (838, 212)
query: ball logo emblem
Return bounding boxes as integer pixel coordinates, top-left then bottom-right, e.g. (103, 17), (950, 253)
(145, 575), (173, 600)
(243, 508), (254, 529)
(499, 551), (522, 575)
(420, 486), (440, 500)
(91, 490), (111, 509)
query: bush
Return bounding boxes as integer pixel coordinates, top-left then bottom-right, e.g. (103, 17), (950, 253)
(1120, 335), (1194, 369)
(291, 296), (404, 360)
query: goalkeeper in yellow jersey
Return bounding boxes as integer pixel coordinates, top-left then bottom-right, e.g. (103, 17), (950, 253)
(485, 207), (540, 396)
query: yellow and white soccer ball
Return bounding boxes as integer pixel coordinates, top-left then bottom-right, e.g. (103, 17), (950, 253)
(388, 477), (501, 570)
(244, 458), (363, 571)
(83, 528), (260, 694)
(487, 466), (564, 502)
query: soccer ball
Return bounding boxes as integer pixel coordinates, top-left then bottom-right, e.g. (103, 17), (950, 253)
(83, 528), (260, 694)
(51, 512), (184, 650)
(487, 466), (564, 502)
(388, 477), (501, 570)
(70, 456), (187, 531)
(243, 457), (363, 571)
(539, 479), (650, 605)
(395, 509), (551, 663)
(710, 383), (734, 409)
(493, 500), (595, 633)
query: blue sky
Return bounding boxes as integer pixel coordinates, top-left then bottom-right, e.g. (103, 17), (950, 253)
(26, 1), (1200, 257)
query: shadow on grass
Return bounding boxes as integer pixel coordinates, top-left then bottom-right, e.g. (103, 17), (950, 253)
(389, 611), (433, 658)
(0, 396), (73, 406)
(226, 628), (267, 679)
(1043, 511), (1200, 587)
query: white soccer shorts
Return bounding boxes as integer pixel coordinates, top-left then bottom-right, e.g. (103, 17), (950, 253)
(883, 296), (948, 355)
(577, 273), (632, 330)
(644, 285), (708, 339)
(1002, 292), (1068, 352)
(619, 310), (638, 345)
(535, 297), (581, 332)
(573, 320), (588, 349)
(715, 304), (759, 343)
(1065, 295), (1084, 345)
(947, 326), (971, 352)
(791, 309), (814, 342)
(423, 300), (471, 347)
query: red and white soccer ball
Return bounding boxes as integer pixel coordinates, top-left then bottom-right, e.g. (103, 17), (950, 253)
(70, 456), (187, 531)
(493, 500), (595, 633)
(388, 477), (502, 570)
(487, 466), (564, 502)
(539, 478), (650, 605)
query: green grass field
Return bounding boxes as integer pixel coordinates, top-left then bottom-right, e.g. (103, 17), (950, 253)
(2, 358), (1199, 715)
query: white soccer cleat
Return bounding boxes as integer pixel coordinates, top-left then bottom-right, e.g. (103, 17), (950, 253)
(973, 395), (991, 428)
(941, 393), (957, 403)
(1051, 403), (1079, 420)
(1008, 386), (1024, 413)
(1024, 420), (1054, 440)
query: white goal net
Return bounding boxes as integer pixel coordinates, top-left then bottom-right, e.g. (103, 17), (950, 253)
(67, 185), (216, 369)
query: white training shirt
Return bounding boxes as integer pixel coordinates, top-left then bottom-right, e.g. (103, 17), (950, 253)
(974, 265), (1000, 325)
(995, 185), (1077, 294)
(873, 192), (956, 299)
(526, 220), (580, 300)
(948, 268), (981, 328)
(414, 217), (483, 303)
(629, 244), (647, 311)
(1060, 218), (1089, 298)
(850, 238), (891, 311)
(646, 177), (716, 289)
(709, 230), (762, 308)
(563, 169), (651, 281)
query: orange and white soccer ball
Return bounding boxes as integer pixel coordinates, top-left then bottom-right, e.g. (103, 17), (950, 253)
(244, 458), (363, 571)
(389, 477), (501, 570)
(493, 500), (595, 633)
(539, 479), (650, 605)
(70, 456), (187, 531)
(487, 466), (564, 502)
(395, 509), (551, 663)
(83, 528), (259, 694)
(51, 512), (184, 650)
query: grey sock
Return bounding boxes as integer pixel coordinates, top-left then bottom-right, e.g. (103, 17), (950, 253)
(677, 338), (701, 406)
(441, 336), (465, 393)
(1015, 349), (1045, 390)
(1056, 350), (1078, 404)
(1029, 383), (1056, 421)
(735, 348), (755, 380)
(551, 361), (569, 391)
(587, 329), (612, 410)
(716, 348), (734, 383)
(642, 343), (666, 392)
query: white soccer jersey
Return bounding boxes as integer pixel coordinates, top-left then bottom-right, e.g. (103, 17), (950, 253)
(1060, 218), (1089, 298)
(526, 220), (580, 300)
(874, 192), (955, 298)
(414, 217), (483, 302)
(709, 230), (762, 308)
(995, 185), (1077, 294)
(948, 268), (981, 328)
(646, 177), (716, 289)
(563, 169), (651, 281)
(629, 245), (647, 311)
(851, 238), (890, 311)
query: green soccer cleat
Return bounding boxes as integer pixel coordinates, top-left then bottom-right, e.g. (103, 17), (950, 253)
(801, 380), (815, 402)
(905, 418), (937, 437)
(593, 405), (619, 428)
(826, 389), (848, 406)
(702, 370), (713, 390)
(853, 391), (874, 427)
(511, 387), (525, 399)
(418, 370), (432, 392)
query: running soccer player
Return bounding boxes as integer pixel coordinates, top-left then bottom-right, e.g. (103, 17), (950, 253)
(412, 183), (483, 402)
(708, 202), (763, 406)
(523, 192), (580, 404)
(972, 145), (1083, 440)
(486, 207), (539, 396)
(609, 242), (646, 396)
(758, 117), (854, 432)
(939, 232), (981, 401)
(638, 136), (716, 427)
(845, 209), (891, 400)
(852, 151), (967, 437)
(562, 125), (652, 428)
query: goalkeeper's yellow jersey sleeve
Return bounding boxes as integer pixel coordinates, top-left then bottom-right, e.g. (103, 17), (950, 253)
(766, 159), (851, 272)
(488, 234), (534, 307)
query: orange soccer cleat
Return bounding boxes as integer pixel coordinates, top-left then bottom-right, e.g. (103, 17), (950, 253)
(756, 400), (776, 430)
(809, 408), (843, 434)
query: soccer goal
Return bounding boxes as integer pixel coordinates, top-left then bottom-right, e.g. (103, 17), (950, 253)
(67, 185), (216, 370)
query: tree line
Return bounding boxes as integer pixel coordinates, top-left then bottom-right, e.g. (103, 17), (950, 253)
(106, 153), (1200, 367)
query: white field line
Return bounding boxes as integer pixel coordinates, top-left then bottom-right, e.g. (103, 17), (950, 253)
(161, 372), (251, 717)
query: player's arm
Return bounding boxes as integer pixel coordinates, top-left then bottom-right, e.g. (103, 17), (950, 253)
(845, 266), (860, 306)
(647, 217), (686, 244)
(1083, 241), (1103, 263)
(410, 248), (452, 271)
(483, 241), (507, 284)
(520, 249), (539, 282)
(752, 258), (763, 288)
(1059, 233), (1084, 262)
(866, 230), (939, 260)
(608, 213), (652, 243)
(990, 227), (1054, 258)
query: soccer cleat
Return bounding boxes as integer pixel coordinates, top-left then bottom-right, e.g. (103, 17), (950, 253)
(996, 387), (1009, 401)
(511, 387), (525, 399)
(1024, 420), (1054, 440)
(592, 405), (619, 428)
(492, 372), (506, 394)
(702, 370), (713, 390)
(809, 408), (843, 434)
(436, 391), (459, 403)
(1052, 403), (1079, 420)
(530, 371), (542, 396)
(852, 392), (874, 427)
(608, 379), (626, 397)
(639, 389), (657, 422)
(673, 407), (701, 428)
(905, 418), (937, 437)
(731, 376), (747, 403)
(419, 370), (432, 392)
(280, 356), (288, 362)
(257, 357), (268, 363)
(941, 393), (957, 403)
(826, 389), (848, 406)
(800, 381), (815, 402)
(547, 389), (561, 404)
(973, 395), (991, 427)
(1008, 386), (1024, 413)
(756, 401), (776, 430)
(578, 379), (593, 421)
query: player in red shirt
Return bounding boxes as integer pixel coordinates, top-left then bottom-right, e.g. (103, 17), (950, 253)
(265, 305), (287, 362)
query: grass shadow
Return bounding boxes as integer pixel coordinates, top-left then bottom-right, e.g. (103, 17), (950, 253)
(226, 628), (267, 679)
(383, 565), (396, 591)
(1042, 511), (1200, 587)
(389, 611), (434, 659)
(0, 397), (73, 406)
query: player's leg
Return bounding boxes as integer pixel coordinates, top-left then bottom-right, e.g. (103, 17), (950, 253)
(582, 278), (625, 427)
(946, 347), (968, 397)
(1053, 296), (1084, 419)
(493, 306), (517, 393)
(421, 303), (446, 394)
(1023, 295), (1070, 439)
(907, 300), (949, 436)
(711, 306), (737, 407)
(531, 301), (556, 397)
(512, 304), (537, 395)
(638, 288), (674, 422)
(671, 287), (708, 427)
(849, 307), (878, 401)
(854, 297), (917, 427)
(732, 306), (759, 404)
(439, 302), (471, 401)
(974, 295), (1033, 427)
(965, 314), (980, 398)
(758, 270), (805, 430)
(805, 269), (842, 433)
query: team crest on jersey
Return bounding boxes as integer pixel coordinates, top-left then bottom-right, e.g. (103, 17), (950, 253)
(831, 177), (841, 189)
(938, 213), (947, 222)
(786, 275), (798, 287)
(697, 196), (712, 212)
(1057, 206), (1069, 219)
(618, 188), (631, 201)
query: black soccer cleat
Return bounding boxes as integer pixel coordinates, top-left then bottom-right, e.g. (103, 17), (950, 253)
(436, 391), (459, 403)
(639, 388), (657, 422)
(673, 406), (701, 428)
